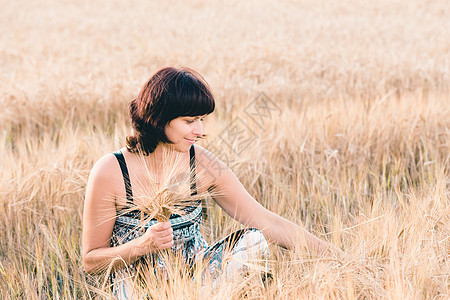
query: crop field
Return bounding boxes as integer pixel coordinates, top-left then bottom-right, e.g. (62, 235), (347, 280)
(0, 0), (449, 299)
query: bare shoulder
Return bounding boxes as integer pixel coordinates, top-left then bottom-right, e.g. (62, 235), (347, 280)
(89, 152), (121, 180)
(192, 145), (232, 189)
(192, 144), (216, 162)
(86, 151), (124, 195)
(84, 151), (124, 210)
(192, 145), (229, 171)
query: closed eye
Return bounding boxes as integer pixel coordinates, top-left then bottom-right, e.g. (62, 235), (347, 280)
(185, 115), (207, 124)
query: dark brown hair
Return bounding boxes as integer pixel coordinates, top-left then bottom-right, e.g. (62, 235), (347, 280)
(126, 67), (215, 154)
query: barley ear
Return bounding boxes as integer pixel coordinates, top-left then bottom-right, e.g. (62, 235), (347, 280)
(156, 207), (171, 222)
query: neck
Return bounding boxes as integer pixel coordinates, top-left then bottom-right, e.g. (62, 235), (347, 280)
(145, 143), (188, 186)
(151, 143), (167, 162)
(148, 143), (184, 166)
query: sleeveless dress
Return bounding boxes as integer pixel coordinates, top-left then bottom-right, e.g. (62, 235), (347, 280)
(110, 146), (270, 298)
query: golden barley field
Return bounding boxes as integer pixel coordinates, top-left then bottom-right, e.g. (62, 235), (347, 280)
(1, 0), (449, 298)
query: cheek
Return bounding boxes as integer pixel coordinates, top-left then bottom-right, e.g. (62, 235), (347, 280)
(164, 127), (175, 142)
(165, 124), (186, 142)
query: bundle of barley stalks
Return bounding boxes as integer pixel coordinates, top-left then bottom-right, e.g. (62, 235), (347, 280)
(126, 145), (219, 223)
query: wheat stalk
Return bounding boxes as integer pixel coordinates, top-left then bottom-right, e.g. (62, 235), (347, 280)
(126, 145), (218, 227)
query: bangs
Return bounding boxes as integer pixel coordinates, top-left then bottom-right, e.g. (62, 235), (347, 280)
(166, 70), (215, 118)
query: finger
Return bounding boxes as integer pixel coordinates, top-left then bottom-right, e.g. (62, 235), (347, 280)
(156, 236), (173, 249)
(157, 231), (173, 242)
(160, 240), (174, 249)
(154, 222), (172, 231)
(159, 235), (173, 244)
(156, 227), (173, 237)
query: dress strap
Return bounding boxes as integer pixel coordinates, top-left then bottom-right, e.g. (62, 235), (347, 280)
(112, 151), (134, 206)
(189, 145), (197, 196)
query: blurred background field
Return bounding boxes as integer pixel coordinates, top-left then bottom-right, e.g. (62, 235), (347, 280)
(0, 0), (449, 298)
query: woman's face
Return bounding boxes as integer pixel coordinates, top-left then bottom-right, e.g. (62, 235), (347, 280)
(165, 115), (206, 152)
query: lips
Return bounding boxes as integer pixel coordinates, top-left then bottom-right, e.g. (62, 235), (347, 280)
(185, 138), (196, 144)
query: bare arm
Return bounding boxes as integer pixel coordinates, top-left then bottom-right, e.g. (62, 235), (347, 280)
(197, 146), (333, 255)
(82, 154), (173, 274)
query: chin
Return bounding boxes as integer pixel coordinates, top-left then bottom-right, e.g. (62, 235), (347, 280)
(173, 144), (191, 153)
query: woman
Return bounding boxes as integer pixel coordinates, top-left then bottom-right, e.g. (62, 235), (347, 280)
(82, 67), (334, 296)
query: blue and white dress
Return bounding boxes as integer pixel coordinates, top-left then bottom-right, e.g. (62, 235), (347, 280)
(110, 146), (270, 297)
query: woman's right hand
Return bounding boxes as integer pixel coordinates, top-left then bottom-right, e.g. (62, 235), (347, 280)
(136, 222), (174, 255)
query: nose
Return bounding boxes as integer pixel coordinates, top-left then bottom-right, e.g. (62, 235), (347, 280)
(192, 119), (203, 137)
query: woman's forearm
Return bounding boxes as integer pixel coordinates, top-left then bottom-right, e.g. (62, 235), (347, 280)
(83, 236), (147, 275)
(83, 221), (174, 274)
(257, 210), (333, 255)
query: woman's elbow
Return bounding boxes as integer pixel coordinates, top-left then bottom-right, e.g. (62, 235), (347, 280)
(82, 252), (100, 275)
(82, 255), (93, 274)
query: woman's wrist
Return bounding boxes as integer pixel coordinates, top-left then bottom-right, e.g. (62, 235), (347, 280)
(132, 231), (162, 258)
(129, 235), (149, 259)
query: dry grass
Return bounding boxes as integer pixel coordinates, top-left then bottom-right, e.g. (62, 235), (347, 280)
(1, 0), (449, 299)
